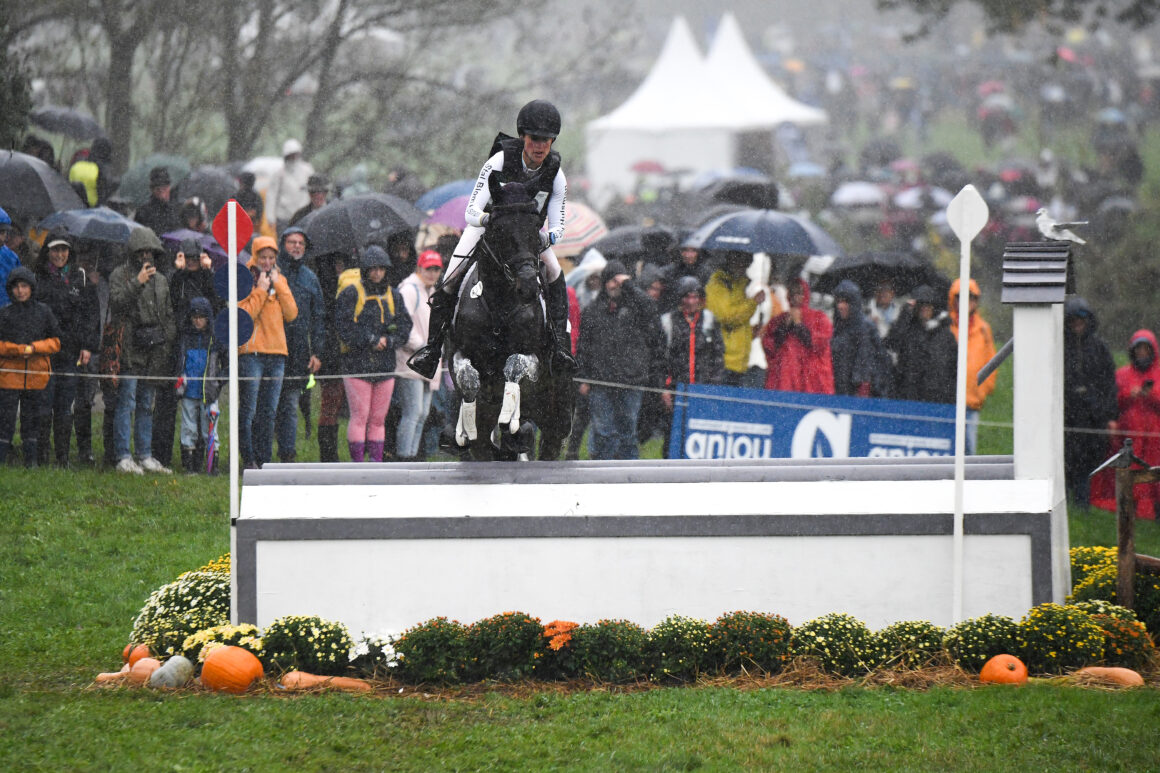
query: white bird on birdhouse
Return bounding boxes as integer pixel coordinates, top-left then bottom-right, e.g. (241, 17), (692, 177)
(1035, 208), (1087, 244)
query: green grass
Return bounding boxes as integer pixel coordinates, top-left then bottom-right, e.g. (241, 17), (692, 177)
(3, 332), (1159, 770)
(3, 404), (1160, 769)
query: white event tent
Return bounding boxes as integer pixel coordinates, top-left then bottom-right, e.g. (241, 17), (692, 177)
(585, 14), (827, 208)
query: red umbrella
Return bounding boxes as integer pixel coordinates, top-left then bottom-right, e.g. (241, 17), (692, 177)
(630, 159), (666, 174)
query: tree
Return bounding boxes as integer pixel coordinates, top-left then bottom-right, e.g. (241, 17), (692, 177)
(878, 0), (1158, 36)
(0, 8), (33, 149)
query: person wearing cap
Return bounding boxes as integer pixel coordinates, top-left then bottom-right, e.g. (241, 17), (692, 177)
(394, 249), (444, 460)
(272, 226), (324, 463)
(335, 245), (412, 463)
(658, 275), (725, 455)
(885, 284), (957, 404)
(575, 260), (665, 460)
(0, 266), (62, 466)
(948, 278), (996, 455)
(0, 206), (21, 310)
(408, 99), (575, 380)
(107, 227), (177, 474)
(289, 174), (330, 227)
(133, 167), (182, 240)
(237, 235), (299, 469)
(31, 235), (100, 466)
(266, 139), (315, 234)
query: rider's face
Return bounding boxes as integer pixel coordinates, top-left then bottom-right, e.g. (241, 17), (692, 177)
(522, 134), (554, 168)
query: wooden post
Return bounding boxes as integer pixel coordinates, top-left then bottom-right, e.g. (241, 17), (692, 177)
(1116, 466), (1136, 609)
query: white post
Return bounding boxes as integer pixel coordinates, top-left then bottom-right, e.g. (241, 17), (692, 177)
(227, 201), (240, 526)
(1013, 303), (1069, 601)
(945, 185), (988, 624)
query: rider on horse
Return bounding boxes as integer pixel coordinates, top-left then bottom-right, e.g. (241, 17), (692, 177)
(407, 99), (576, 379)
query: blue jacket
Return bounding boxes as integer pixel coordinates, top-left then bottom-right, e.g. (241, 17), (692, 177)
(277, 240), (325, 378)
(0, 245), (19, 309)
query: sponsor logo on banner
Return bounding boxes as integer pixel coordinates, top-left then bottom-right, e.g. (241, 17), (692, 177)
(669, 384), (956, 460)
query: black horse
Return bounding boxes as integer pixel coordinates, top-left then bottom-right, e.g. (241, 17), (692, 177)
(446, 173), (573, 460)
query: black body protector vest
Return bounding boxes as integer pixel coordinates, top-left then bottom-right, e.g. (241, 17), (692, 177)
(489, 133), (561, 228)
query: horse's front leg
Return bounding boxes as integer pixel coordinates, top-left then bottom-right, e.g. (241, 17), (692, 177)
(452, 351), (481, 446)
(495, 353), (540, 436)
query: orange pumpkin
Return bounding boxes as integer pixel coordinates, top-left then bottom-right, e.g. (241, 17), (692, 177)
(980, 654), (1028, 685)
(122, 644), (133, 663)
(1073, 666), (1145, 687)
(127, 657), (162, 685)
(127, 644), (151, 667)
(200, 646), (264, 694)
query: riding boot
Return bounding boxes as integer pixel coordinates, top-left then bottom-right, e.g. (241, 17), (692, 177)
(318, 424), (339, 463)
(546, 275), (578, 372)
(53, 412), (73, 467)
(407, 290), (457, 380)
(348, 440), (366, 463)
(365, 440), (384, 463)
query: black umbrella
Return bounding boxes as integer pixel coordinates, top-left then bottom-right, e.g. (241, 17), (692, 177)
(174, 166), (238, 221)
(586, 224), (682, 264)
(0, 150), (85, 222)
(38, 207), (140, 244)
(299, 193), (424, 258)
(685, 209), (845, 258)
(29, 106), (105, 140)
(810, 250), (948, 298)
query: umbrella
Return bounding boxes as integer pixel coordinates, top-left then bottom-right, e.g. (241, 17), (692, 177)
(160, 228), (229, 267)
(586, 224), (681, 265)
(830, 181), (887, 208)
(425, 195), (470, 230)
(892, 186), (954, 211)
(38, 206), (140, 244)
(115, 154), (191, 207)
(685, 209), (845, 260)
(414, 179), (475, 212)
(174, 166), (238, 220)
(29, 106), (105, 140)
(809, 250), (947, 298)
(630, 159), (666, 174)
(0, 150), (85, 222)
(298, 193), (424, 258)
(552, 201), (609, 259)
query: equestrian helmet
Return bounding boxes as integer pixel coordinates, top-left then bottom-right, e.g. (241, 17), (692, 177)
(517, 100), (561, 138)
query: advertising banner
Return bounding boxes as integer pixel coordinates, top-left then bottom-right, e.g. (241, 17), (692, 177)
(668, 384), (957, 460)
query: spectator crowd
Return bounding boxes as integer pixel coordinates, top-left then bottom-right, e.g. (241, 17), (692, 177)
(0, 134), (1155, 525)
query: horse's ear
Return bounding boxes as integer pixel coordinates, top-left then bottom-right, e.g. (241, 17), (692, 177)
(488, 173), (503, 203)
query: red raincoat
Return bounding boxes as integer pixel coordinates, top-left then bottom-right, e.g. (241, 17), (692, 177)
(1090, 328), (1160, 519)
(762, 279), (834, 394)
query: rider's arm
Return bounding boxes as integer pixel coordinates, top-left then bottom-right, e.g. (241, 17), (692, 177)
(464, 151), (504, 228)
(544, 168), (567, 245)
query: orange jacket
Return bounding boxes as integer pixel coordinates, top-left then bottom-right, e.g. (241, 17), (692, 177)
(0, 337), (60, 390)
(239, 239), (298, 356)
(948, 278), (996, 410)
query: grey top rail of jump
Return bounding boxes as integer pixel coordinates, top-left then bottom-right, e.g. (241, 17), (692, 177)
(245, 455), (1016, 486)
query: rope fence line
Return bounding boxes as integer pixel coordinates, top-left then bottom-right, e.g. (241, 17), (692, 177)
(2, 365), (1146, 440)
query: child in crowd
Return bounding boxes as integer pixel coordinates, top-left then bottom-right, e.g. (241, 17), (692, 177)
(0, 267), (62, 466)
(174, 296), (222, 473)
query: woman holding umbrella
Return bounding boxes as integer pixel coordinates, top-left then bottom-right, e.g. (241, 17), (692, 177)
(32, 234), (100, 466)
